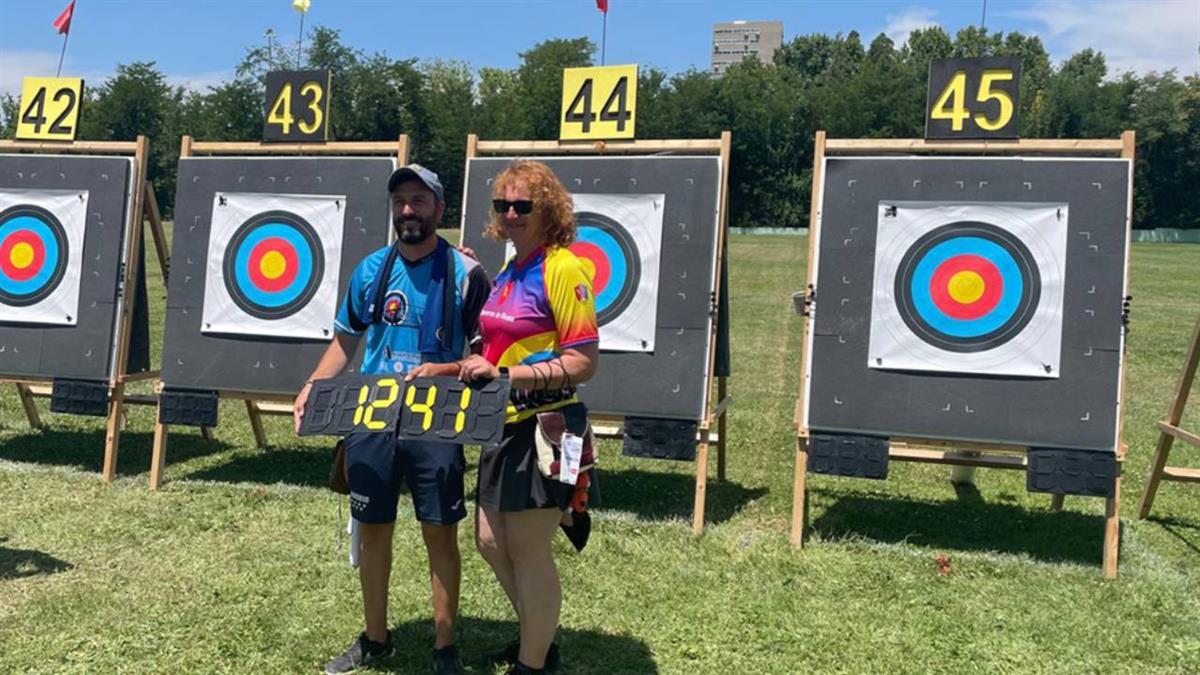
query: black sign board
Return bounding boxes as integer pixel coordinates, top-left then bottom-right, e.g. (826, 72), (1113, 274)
(263, 69), (331, 142)
(925, 57), (1021, 140)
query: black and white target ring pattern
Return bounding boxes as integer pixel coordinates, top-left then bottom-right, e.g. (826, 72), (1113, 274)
(569, 211), (641, 326)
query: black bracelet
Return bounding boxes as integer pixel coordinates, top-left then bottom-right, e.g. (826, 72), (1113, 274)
(498, 367), (510, 378)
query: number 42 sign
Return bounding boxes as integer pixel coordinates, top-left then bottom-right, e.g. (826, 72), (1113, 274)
(560, 64), (637, 141)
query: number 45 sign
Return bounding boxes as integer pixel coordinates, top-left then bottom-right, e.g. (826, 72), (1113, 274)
(926, 57), (1021, 140)
(560, 64), (637, 141)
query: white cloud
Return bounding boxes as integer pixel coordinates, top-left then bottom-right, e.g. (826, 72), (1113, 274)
(1015, 0), (1200, 75)
(1, 50), (234, 103)
(883, 6), (940, 46)
(165, 70), (236, 94)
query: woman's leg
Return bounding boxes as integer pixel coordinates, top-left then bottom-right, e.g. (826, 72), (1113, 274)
(505, 507), (563, 669)
(475, 504), (520, 614)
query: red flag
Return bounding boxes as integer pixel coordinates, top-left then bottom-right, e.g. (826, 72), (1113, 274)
(595, 0), (608, 13)
(53, 1), (75, 35)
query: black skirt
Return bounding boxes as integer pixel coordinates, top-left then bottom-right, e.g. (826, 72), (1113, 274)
(476, 416), (574, 512)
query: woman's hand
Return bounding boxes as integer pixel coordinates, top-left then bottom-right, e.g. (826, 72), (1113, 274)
(458, 354), (500, 382)
(405, 362), (462, 382)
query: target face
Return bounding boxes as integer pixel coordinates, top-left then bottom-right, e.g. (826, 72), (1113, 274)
(895, 222), (1040, 353)
(570, 211), (641, 325)
(222, 210), (324, 319)
(569, 193), (664, 353)
(869, 202), (1067, 378)
(0, 189), (87, 325)
(202, 192), (345, 340)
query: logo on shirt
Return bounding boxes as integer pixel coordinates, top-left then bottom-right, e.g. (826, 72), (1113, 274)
(382, 290), (408, 326)
(498, 280), (514, 305)
(575, 283), (589, 302)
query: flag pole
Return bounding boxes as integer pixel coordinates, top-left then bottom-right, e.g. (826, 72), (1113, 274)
(296, 11), (305, 68)
(56, 30), (70, 78)
(601, 9), (607, 66)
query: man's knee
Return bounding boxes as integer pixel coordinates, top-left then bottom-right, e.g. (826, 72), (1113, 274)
(359, 521), (395, 546)
(421, 522), (459, 554)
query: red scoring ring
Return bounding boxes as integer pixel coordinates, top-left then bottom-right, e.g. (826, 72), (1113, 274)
(247, 237), (300, 293)
(0, 230), (47, 282)
(568, 241), (610, 295)
(928, 254), (1003, 320)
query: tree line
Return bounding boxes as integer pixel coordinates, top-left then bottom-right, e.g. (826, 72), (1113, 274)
(2, 25), (1197, 229)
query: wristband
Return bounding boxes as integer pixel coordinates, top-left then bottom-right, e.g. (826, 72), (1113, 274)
(498, 367), (510, 378)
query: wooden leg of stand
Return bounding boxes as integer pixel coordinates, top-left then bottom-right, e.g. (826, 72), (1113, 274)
(1050, 494), (1065, 512)
(150, 417), (168, 490)
(692, 432), (710, 535)
(1137, 431), (1174, 519)
(15, 383), (42, 429)
(717, 378), (727, 482)
(102, 383), (125, 482)
(1103, 474), (1121, 579)
(200, 426), (214, 443)
(246, 400), (268, 449)
(790, 435), (808, 548)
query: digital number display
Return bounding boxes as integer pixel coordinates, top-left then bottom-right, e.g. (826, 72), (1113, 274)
(263, 69), (330, 142)
(925, 57), (1021, 140)
(299, 375), (510, 446)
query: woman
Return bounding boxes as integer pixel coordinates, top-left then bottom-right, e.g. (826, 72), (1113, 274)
(458, 160), (599, 674)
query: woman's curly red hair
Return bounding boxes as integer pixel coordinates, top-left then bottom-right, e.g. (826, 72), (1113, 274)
(485, 160), (576, 248)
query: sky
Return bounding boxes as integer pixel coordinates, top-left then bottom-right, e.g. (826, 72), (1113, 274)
(1, 0), (1198, 98)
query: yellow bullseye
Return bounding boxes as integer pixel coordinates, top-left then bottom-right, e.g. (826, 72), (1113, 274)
(259, 250), (287, 280)
(10, 242), (35, 269)
(947, 270), (985, 304)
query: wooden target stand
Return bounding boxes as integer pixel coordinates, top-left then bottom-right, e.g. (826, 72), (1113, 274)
(791, 131), (1137, 578)
(0, 136), (170, 481)
(464, 132), (734, 534)
(147, 134), (410, 489)
(1137, 314), (1200, 517)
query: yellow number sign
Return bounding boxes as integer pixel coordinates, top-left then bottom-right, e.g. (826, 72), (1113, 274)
(16, 77), (84, 142)
(560, 64), (637, 141)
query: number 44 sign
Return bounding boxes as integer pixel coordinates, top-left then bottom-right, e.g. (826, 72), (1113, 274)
(925, 56), (1021, 140)
(560, 64), (637, 141)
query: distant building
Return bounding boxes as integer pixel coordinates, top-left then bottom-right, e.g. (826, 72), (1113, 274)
(711, 20), (783, 75)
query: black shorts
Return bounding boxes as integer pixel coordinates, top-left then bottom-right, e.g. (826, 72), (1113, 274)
(344, 432), (466, 525)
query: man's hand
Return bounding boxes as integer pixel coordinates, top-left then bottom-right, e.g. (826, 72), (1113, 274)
(458, 354), (500, 382)
(293, 381), (313, 435)
(405, 362), (463, 382)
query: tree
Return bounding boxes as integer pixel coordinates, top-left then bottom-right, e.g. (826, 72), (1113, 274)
(515, 38), (594, 140)
(418, 60), (475, 227)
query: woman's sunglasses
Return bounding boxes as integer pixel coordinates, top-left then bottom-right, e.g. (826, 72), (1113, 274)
(493, 199), (534, 215)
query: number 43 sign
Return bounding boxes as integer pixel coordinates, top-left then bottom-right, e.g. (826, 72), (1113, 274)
(560, 64), (637, 141)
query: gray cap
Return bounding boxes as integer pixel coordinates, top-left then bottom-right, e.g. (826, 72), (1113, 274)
(387, 163), (444, 203)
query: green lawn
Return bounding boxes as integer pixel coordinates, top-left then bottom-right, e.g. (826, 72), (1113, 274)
(2, 234), (1200, 673)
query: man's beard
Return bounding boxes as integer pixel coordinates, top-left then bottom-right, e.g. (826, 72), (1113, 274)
(394, 214), (436, 244)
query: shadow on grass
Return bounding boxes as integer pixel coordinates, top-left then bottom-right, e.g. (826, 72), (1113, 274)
(0, 427), (230, 478)
(386, 615), (657, 674)
(1146, 515), (1200, 556)
(181, 445), (331, 488)
(0, 536), (74, 580)
(596, 466), (766, 525)
(810, 486), (1108, 565)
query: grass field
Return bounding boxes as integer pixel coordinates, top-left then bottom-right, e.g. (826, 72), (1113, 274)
(2, 233), (1200, 674)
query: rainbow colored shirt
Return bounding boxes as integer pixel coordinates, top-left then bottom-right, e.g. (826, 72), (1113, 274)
(480, 246), (599, 422)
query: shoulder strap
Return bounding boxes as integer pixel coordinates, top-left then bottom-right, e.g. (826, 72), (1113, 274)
(440, 241), (458, 351)
(368, 242), (402, 326)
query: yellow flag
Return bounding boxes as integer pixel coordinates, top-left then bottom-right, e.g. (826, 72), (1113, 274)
(292, 0), (310, 13)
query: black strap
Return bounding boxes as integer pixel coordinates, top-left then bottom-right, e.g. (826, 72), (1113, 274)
(440, 242), (457, 352)
(368, 241), (402, 326)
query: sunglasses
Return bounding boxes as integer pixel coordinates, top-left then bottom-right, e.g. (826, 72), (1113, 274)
(492, 199), (534, 215)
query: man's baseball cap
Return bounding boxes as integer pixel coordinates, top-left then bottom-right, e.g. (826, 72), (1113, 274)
(387, 163), (444, 203)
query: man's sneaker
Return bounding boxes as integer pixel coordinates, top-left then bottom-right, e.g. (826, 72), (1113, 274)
(504, 663), (543, 675)
(432, 645), (464, 675)
(324, 632), (394, 675)
(483, 639), (561, 672)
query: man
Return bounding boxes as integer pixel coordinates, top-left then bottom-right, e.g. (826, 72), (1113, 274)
(293, 164), (490, 675)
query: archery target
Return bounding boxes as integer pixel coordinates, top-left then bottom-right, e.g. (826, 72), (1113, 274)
(202, 192), (345, 340)
(869, 202), (1067, 378)
(0, 188), (87, 325)
(570, 193), (664, 352)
